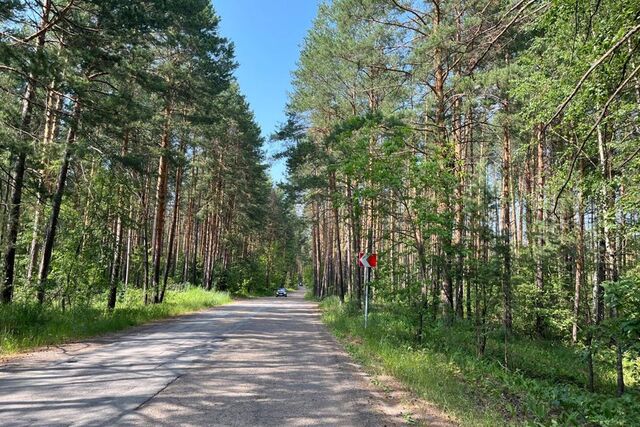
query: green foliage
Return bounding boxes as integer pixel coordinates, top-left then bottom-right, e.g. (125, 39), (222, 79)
(287, 0), (639, 419)
(0, 0), (303, 317)
(320, 300), (640, 426)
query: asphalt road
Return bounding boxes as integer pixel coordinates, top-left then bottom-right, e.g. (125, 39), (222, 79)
(0, 288), (398, 426)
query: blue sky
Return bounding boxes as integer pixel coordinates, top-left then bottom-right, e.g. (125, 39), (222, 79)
(214, 0), (320, 183)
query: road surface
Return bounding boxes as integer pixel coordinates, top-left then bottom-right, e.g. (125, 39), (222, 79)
(0, 289), (399, 426)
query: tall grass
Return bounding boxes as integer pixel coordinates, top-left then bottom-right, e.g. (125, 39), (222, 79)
(320, 296), (640, 426)
(0, 288), (232, 356)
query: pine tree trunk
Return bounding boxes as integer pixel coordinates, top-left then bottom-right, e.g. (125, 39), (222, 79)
(152, 106), (172, 303)
(37, 99), (81, 303)
(27, 82), (63, 285)
(107, 132), (129, 309)
(142, 170), (152, 304)
(572, 166), (584, 344)
(161, 161), (182, 302)
(107, 208), (124, 309)
(124, 203), (133, 289)
(330, 172), (345, 302)
(346, 180), (362, 306)
(26, 201), (43, 286)
(2, 86), (35, 303)
(501, 106), (513, 334)
(596, 120), (625, 395)
(465, 107), (474, 318)
(534, 123), (546, 336)
(191, 216), (200, 286)
(1, 0), (52, 303)
(452, 94), (465, 319)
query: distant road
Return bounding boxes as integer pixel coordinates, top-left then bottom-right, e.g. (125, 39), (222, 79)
(0, 289), (397, 426)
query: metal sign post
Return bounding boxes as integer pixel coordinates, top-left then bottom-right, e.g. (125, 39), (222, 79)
(358, 252), (377, 328)
(364, 266), (369, 328)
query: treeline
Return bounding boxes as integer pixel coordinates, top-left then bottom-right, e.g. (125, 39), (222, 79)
(278, 0), (640, 396)
(0, 1), (300, 309)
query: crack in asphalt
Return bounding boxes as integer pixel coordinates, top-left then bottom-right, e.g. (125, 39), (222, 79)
(0, 292), (396, 427)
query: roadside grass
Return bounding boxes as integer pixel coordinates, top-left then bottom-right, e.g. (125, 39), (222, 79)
(0, 288), (232, 356)
(319, 296), (640, 426)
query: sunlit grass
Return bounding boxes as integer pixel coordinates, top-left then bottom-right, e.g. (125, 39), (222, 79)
(0, 288), (232, 356)
(320, 296), (640, 426)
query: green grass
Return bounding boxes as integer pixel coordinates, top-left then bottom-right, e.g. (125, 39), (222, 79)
(0, 287), (232, 356)
(319, 297), (640, 426)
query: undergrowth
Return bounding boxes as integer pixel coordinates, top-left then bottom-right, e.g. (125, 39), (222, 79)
(319, 296), (640, 426)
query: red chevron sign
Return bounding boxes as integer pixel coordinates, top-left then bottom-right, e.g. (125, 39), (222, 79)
(358, 252), (377, 268)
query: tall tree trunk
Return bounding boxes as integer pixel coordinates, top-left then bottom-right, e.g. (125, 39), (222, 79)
(27, 83), (62, 286)
(107, 132), (129, 309)
(424, 2), (453, 320)
(152, 105), (172, 303)
(501, 104), (513, 334)
(572, 165), (584, 344)
(1, 0), (51, 303)
(107, 208), (124, 309)
(596, 120), (624, 395)
(330, 172), (345, 303)
(465, 107), (474, 318)
(2, 151), (29, 303)
(2, 88), (34, 303)
(26, 203), (43, 286)
(347, 180), (362, 306)
(534, 123), (546, 336)
(191, 216), (200, 286)
(453, 97), (465, 319)
(313, 200), (322, 298)
(124, 203), (133, 289)
(161, 159), (183, 302)
(142, 170), (152, 304)
(37, 99), (81, 303)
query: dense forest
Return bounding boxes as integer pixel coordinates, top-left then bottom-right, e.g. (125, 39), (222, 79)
(3, 0), (640, 424)
(0, 0), (301, 310)
(275, 0), (640, 423)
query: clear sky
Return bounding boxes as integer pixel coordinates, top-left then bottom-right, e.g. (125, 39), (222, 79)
(213, 0), (320, 183)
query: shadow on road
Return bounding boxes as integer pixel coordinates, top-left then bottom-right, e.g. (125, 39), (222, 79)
(0, 290), (390, 427)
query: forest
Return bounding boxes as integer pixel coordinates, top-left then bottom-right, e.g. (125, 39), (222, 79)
(2, 0), (640, 424)
(275, 0), (640, 424)
(0, 0), (302, 351)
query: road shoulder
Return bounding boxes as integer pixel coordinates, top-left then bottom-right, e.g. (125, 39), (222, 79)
(318, 305), (459, 427)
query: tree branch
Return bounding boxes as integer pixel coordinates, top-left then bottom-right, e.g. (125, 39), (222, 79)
(551, 62), (640, 214)
(544, 22), (640, 131)
(14, 0), (76, 45)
